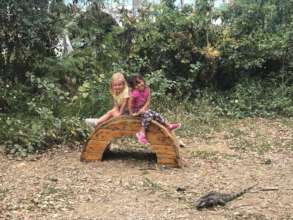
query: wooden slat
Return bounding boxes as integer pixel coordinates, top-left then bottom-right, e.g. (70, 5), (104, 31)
(152, 149), (177, 157)
(157, 157), (178, 166)
(151, 144), (179, 156)
(150, 144), (177, 151)
(81, 140), (109, 161)
(92, 129), (136, 141)
(81, 153), (102, 161)
(156, 152), (176, 160)
(151, 144), (181, 167)
(101, 122), (141, 131)
(157, 156), (177, 162)
(86, 140), (109, 151)
(148, 125), (162, 133)
(149, 121), (171, 134)
(149, 121), (178, 145)
(99, 116), (140, 129)
(147, 132), (174, 145)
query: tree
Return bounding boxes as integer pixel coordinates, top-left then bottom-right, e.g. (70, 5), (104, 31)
(0, 0), (63, 82)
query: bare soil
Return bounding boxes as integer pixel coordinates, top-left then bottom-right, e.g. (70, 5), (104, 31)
(1, 118), (293, 220)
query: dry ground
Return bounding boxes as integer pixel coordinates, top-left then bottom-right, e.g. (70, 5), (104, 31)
(1, 117), (293, 220)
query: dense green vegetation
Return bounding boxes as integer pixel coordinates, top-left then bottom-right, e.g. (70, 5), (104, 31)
(0, 0), (292, 156)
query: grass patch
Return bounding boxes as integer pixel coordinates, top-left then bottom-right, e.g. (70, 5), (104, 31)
(190, 150), (219, 160)
(142, 177), (165, 192)
(157, 100), (293, 154)
(161, 100), (229, 139)
(0, 188), (9, 200)
(225, 118), (293, 153)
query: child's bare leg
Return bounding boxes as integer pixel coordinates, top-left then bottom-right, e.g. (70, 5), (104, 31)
(112, 109), (121, 117)
(96, 108), (119, 126)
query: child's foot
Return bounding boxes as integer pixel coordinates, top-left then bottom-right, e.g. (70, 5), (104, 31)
(136, 131), (148, 144)
(168, 123), (181, 131)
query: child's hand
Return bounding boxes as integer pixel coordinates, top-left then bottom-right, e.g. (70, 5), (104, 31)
(132, 112), (139, 116)
(138, 109), (145, 114)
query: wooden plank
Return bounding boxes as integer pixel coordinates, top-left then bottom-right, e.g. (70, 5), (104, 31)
(101, 116), (168, 133)
(152, 149), (177, 157)
(150, 144), (177, 151)
(157, 157), (178, 166)
(148, 125), (162, 133)
(81, 152), (102, 161)
(93, 129), (173, 145)
(99, 116), (140, 129)
(157, 156), (177, 163)
(102, 122), (141, 131)
(92, 116), (174, 140)
(86, 116), (139, 141)
(81, 140), (110, 161)
(147, 132), (174, 145)
(156, 153), (176, 160)
(86, 140), (109, 152)
(152, 144), (181, 165)
(92, 129), (136, 141)
(86, 140), (101, 150)
(149, 122), (178, 145)
(85, 146), (104, 155)
(149, 121), (171, 134)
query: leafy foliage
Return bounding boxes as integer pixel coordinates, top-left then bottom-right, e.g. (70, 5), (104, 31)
(0, 1), (115, 155)
(0, 0), (64, 82)
(1, 0), (293, 155)
(0, 114), (88, 156)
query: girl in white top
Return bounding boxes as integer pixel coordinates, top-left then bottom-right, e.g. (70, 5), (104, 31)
(85, 72), (129, 128)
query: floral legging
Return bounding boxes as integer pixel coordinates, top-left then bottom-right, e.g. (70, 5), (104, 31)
(140, 110), (166, 130)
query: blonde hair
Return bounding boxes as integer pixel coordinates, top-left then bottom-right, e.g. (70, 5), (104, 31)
(109, 72), (128, 95)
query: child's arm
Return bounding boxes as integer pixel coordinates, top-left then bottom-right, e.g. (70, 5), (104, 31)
(128, 96), (135, 116)
(137, 87), (151, 114)
(118, 98), (128, 115)
(109, 99), (119, 117)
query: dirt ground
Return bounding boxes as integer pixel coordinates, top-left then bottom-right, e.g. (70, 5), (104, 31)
(1, 118), (293, 220)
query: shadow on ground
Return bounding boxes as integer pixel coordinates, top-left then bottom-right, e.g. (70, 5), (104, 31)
(103, 149), (157, 163)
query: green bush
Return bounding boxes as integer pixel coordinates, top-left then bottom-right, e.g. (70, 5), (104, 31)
(212, 79), (293, 118)
(0, 114), (88, 157)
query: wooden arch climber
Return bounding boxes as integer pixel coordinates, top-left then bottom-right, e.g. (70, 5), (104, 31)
(81, 116), (182, 167)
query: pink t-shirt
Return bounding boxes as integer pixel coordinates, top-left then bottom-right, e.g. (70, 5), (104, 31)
(130, 87), (150, 113)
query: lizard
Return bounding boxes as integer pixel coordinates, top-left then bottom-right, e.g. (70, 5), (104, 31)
(196, 184), (257, 210)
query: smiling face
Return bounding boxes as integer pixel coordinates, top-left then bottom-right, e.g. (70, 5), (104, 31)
(112, 79), (125, 95)
(135, 79), (145, 91)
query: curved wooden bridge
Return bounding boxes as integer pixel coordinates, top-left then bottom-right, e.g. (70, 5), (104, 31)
(81, 116), (182, 167)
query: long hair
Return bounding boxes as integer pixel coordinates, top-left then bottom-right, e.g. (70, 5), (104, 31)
(128, 74), (145, 89)
(109, 72), (128, 95)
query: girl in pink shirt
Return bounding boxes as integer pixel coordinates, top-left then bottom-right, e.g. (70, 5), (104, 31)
(128, 74), (181, 144)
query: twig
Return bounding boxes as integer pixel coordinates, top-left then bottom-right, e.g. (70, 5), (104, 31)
(258, 187), (279, 191)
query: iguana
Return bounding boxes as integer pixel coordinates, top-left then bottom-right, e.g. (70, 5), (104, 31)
(196, 184), (257, 210)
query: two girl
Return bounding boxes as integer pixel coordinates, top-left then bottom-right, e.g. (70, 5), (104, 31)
(86, 72), (180, 145)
